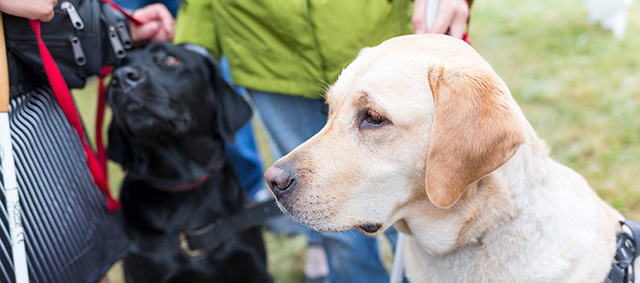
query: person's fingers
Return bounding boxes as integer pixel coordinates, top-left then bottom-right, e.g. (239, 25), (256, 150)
(163, 28), (174, 42)
(40, 10), (54, 21)
(155, 6), (174, 33)
(151, 28), (171, 42)
(40, 0), (56, 22)
(0, 0), (57, 22)
(132, 4), (172, 24)
(448, 6), (468, 39)
(41, 0), (57, 21)
(429, 0), (455, 34)
(159, 17), (174, 42)
(148, 21), (173, 42)
(412, 0), (427, 34)
(131, 5), (157, 23)
(448, 18), (465, 39)
(132, 3), (174, 42)
(131, 21), (160, 42)
(163, 22), (174, 41)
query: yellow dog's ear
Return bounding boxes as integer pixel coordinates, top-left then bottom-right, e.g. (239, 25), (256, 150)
(425, 66), (525, 208)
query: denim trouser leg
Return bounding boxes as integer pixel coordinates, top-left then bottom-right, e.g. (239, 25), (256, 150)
(225, 122), (264, 196)
(248, 90), (327, 156)
(219, 55), (265, 199)
(322, 232), (389, 283)
(249, 90), (389, 283)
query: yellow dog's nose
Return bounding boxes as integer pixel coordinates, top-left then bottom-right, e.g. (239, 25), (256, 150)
(264, 165), (294, 196)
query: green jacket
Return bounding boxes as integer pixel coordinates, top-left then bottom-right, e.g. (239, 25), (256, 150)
(174, 0), (413, 98)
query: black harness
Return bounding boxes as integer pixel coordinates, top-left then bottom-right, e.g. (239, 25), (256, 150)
(607, 220), (640, 283)
(129, 199), (282, 258)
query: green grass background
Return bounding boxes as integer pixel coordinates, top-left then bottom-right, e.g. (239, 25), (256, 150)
(71, 0), (639, 281)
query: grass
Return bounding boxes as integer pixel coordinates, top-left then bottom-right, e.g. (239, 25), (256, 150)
(71, 0), (639, 281)
(471, 0), (640, 219)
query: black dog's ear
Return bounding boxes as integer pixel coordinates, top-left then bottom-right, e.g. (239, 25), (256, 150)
(107, 121), (134, 171)
(210, 62), (252, 143)
(179, 43), (252, 142)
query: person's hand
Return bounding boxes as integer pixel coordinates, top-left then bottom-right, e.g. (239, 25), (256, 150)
(130, 3), (174, 44)
(412, 0), (469, 39)
(0, 0), (57, 22)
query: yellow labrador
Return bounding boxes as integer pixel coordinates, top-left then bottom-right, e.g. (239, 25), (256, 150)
(264, 34), (633, 282)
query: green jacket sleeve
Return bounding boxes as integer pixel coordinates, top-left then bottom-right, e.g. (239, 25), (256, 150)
(174, 0), (220, 59)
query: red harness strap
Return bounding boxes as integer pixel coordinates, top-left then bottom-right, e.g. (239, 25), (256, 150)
(29, 20), (120, 211)
(154, 174), (212, 192)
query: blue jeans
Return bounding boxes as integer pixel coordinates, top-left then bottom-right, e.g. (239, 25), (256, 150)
(219, 56), (265, 198)
(250, 90), (396, 283)
(224, 124), (264, 197)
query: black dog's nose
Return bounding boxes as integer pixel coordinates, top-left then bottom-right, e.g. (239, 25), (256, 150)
(264, 165), (294, 196)
(111, 66), (143, 91)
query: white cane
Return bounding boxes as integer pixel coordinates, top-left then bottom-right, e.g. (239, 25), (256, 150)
(0, 13), (30, 283)
(389, 232), (406, 283)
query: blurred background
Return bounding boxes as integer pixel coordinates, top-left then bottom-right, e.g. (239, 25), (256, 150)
(72, 0), (639, 281)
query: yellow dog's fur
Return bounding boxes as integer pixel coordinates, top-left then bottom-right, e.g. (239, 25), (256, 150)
(268, 34), (629, 282)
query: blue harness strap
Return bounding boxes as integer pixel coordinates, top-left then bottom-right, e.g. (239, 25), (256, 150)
(607, 220), (640, 283)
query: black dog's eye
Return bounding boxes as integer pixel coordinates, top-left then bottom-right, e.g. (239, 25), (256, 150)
(163, 55), (180, 66)
(360, 109), (387, 129)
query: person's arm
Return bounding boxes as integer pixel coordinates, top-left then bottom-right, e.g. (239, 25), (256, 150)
(0, 0), (57, 21)
(412, 0), (470, 39)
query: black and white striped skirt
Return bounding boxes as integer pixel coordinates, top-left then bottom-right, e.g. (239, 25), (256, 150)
(0, 87), (126, 283)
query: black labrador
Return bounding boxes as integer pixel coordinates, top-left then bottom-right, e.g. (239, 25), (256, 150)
(107, 42), (272, 283)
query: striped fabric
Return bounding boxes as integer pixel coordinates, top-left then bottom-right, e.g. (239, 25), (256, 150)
(0, 88), (126, 283)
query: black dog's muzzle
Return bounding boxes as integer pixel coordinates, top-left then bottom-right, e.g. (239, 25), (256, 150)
(110, 65), (144, 94)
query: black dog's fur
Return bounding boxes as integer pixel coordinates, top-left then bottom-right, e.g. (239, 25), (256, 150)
(107, 42), (271, 283)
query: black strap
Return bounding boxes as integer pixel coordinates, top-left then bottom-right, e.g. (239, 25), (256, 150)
(128, 199), (283, 258)
(180, 199), (282, 256)
(607, 220), (640, 283)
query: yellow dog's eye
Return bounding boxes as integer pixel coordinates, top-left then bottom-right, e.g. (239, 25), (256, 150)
(361, 109), (387, 128)
(163, 55), (180, 66)
(366, 111), (384, 125)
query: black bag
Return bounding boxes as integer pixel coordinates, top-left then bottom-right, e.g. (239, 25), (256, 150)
(3, 0), (133, 92)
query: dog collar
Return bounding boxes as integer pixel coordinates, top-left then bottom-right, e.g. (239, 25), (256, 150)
(128, 199), (282, 258)
(607, 220), (640, 283)
(154, 174), (211, 192)
(151, 158), (225, 192)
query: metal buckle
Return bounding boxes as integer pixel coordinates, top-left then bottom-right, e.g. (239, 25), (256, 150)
(178, 232), (205, 257)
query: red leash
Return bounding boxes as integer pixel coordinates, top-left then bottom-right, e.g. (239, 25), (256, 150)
(100, 0), (144, 26)
(96, 66), (112, 172)
(27, 1), (142, 211)
(95, 0), (140, 190)
(29, 20), (120, 211)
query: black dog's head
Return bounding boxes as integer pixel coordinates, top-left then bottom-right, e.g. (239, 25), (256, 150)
(107, 42), (252, 172)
